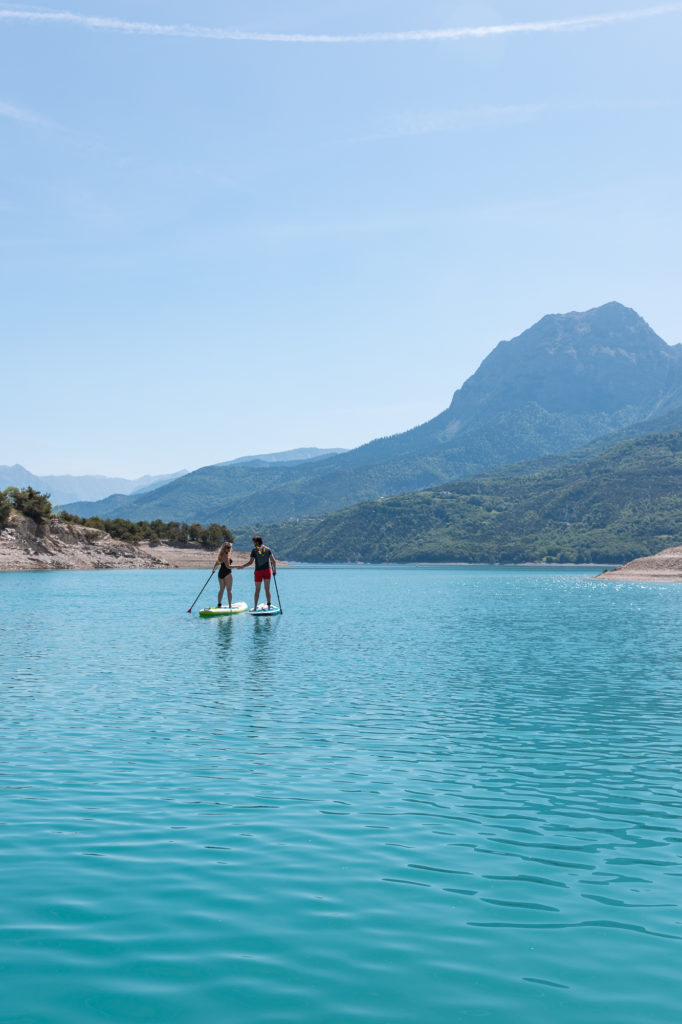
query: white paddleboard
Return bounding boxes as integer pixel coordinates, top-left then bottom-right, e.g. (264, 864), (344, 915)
(199, 601), (248, 618)
(249, 603), (281, 616)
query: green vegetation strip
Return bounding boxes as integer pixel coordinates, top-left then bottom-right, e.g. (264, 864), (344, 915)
(1, 487), (232, 549)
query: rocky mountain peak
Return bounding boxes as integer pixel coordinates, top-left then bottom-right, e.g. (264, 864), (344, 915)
(445, 302), (681, 424)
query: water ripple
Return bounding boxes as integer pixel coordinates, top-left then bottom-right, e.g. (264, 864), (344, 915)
(2, 567), (682, 1022)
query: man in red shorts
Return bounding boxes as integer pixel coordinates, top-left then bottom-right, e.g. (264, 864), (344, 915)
(235, 536), (277, 610)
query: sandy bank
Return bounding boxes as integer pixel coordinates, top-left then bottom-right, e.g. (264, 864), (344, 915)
(595, 545), (682, 582)
(0, 513), (249, 571)
(136, 542), (250, 569)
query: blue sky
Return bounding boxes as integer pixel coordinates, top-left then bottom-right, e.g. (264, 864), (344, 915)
(1, 1), (681, 476)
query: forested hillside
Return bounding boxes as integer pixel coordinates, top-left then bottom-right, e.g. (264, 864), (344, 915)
(245, 432), (682, 564)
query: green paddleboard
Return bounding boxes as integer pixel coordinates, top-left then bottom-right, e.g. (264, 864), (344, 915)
(199, 601), (248, 618)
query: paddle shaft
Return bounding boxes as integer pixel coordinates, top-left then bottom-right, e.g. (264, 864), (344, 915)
(187, 568), (216, 613)
(273, 571), (283, 614)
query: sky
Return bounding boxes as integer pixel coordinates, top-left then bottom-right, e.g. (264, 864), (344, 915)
(1, 1), (681, 477)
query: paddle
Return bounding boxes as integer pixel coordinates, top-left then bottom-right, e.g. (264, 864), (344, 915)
(273, 571), (283, 615)
(187, 568), (216, 614)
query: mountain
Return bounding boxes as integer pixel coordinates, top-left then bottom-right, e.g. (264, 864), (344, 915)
(1, 450), (341, 509)
(0, 465), (187, 506)
(221, 448), (347, 466)
(128, 472), (190, 496)
(63, 302), (682, 524)
(62, 449), (346, 519)
(247, 431), (682, 565)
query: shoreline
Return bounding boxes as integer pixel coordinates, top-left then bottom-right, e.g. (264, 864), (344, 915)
(0, 513), (252, 572)
(594, 545), (682, 582)
(4, 512), (682, 580)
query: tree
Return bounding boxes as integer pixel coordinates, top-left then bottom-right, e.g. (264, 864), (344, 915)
(52, 511), (235, 550)
(0, 489), (11, 530)
(84, 516), (106, 532)
(203, 523), (226, 547)
(7, 486), (53, 525)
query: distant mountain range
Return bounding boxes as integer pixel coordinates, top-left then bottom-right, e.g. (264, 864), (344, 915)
(64, 302), (682, 526)
(0, 466), (188, 506)
(2, 448), (345, 508)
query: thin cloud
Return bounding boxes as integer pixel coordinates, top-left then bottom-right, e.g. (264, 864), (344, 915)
(389, 105), (549, 137)
(0, 4), (681, 43)
(382, 98), (676, 138)
(0, 98), (58, 129)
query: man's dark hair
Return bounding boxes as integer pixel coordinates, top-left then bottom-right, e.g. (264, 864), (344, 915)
(252, 535), (263, 546)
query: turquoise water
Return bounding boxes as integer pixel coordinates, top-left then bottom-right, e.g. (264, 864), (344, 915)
(2, 565), (682, 1023)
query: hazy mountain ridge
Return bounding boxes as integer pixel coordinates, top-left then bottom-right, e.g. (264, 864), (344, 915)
(220, 448), (347, 466)
(0, 465), (188, 506)
(10, 449), (342, 512)
(63, 302), (682, 525)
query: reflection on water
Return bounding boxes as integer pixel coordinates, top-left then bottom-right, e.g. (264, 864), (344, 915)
(211, 612), (281, 678)
(213, 615), (237, 657)
(1, 566), (682, 1024)
(250, 615), (282, 672)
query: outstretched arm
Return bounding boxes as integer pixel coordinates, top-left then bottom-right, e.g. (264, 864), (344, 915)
(233, 556), (255, 570)
(270, 553), (277, 575)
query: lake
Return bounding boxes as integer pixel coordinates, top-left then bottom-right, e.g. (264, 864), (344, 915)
(2, 565), (682, 1023)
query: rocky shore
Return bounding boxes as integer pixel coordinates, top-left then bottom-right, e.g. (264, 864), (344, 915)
(0, 513), (248, 571)
(595, 545), (682, 582)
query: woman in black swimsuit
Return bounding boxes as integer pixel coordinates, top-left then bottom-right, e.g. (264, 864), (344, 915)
(214, 541), (234, 608)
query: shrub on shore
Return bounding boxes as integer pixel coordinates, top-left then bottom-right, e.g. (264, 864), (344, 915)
(58, 511), (233, 549)
(0, 489), (11, 529)
(2, 486), (53, 526)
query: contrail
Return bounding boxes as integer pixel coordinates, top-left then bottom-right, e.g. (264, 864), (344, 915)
(0, 4), (681, 43)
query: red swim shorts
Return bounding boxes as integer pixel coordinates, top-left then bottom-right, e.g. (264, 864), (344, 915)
(254, 569), (271, 582)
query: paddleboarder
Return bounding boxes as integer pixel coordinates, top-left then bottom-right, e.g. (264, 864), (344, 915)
(213, 540), (234, 608)
(235, 536), (277, 610)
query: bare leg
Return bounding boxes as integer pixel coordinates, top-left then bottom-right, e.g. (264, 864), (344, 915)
(264, 579), (272, 607)
(253, 580), (261, 610)
(227, 576), (233, 608)
(217, 578), (226, 607)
